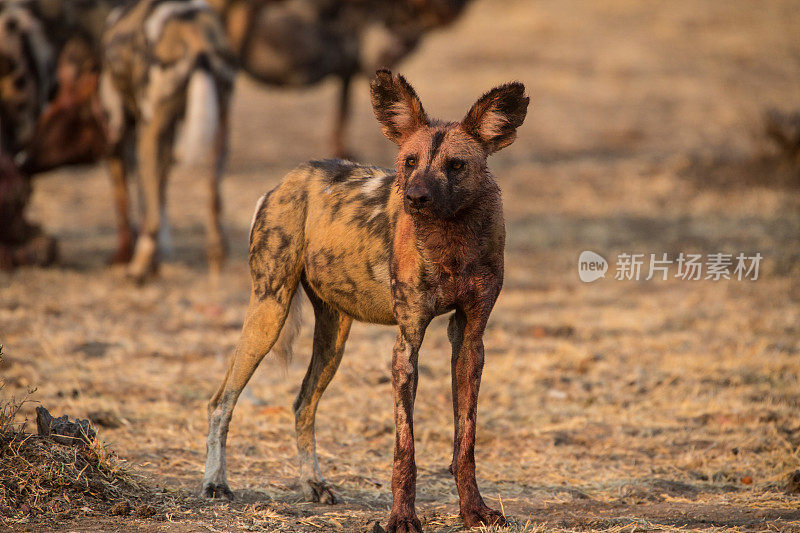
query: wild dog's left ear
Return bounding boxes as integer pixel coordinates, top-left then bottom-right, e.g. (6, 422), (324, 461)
(462, 82), (529, 154)
(370, 69), (429, 145)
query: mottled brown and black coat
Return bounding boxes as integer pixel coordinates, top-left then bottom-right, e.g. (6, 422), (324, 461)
(203, 70), (529, 533)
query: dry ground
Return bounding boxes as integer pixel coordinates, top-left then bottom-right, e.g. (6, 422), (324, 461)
(2, 0), (800, 530)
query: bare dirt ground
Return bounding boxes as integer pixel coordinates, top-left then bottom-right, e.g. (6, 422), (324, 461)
(2, 0), (800, 530)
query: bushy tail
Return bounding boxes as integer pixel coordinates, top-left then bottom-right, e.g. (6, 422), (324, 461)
(177, 67), (218, 166)
(271, 289), (305, 370)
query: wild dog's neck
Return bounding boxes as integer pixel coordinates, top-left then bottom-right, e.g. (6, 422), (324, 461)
(406, 180), (503, 276)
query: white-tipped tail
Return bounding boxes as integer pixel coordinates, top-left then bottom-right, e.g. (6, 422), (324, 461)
(271, 289), (305, 369)
(178, 68), (218, 166)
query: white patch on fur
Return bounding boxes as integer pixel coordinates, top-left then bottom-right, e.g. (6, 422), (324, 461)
(477, 109), (507, 140)
(271, 290), (305, 370)
(371, 262), (390, 284)
(176, 68), (219, 166)
(145, 0), (211, 44)
(250, 193), (268, 231)
(478, 109), (508, 139)
(361, 175), (383, 196)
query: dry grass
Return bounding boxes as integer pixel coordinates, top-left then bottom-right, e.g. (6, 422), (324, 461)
(2, 0), (800, 530)
(0, 347), (177, 528)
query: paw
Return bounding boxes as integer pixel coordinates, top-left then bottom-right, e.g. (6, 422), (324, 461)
(126, 261), (159, 285)
(385, 513), (421, 533)
(461, 505), (508, 529)
(125, 269), (149, 286)
(201, 482), (234, 500)
(302, 479), (337, 504)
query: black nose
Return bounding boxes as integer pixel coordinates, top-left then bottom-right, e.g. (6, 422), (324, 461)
(406, 188), (430, 208)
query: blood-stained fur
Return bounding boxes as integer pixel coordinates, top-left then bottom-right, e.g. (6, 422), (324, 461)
(202, 70), (529, 532)
(21, 36), (107, 173)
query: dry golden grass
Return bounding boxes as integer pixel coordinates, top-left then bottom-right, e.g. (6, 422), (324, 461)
(2, 0), (800, 530)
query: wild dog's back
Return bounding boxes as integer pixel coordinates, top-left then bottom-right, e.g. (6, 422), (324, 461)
(250, 159), (400, 325)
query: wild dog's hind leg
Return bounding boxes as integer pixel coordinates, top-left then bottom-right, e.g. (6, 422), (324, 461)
(127, 99), (180, 281)
(293, 282), (352, 504)
(206, 99), (230, 276)
(204, 191), (306, 499)
(106, 122), (135, 265)
(100, 71), (136, 265)
(203, 290), (299, 499)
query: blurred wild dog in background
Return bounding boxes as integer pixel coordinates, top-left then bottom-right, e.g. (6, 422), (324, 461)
(0, 0), (236, 280)
(202, 70), (528, 532)
(207, 0), (471, 157)
(0, 0), (469, 279)
(21, 37), (107, 174)
(0, 0), (58, 269)
(99, 0), (236, 280)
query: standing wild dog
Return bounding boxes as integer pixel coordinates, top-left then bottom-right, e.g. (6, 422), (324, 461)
(0, 0), (236, 279)
(202, 70), (529, 532)
(100, 0), (236, 279)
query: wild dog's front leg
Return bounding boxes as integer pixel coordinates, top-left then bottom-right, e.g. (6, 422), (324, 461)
(206, 101), (230, 276)
(108, 131), (134, 264)
(101, 73), (135, 265)
(386, 318), (429, 533)
(450, 306), (507, 528)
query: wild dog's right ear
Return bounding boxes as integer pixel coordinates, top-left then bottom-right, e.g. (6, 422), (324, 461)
(462, 82), (529, 154)
(370, 69), (429, 145)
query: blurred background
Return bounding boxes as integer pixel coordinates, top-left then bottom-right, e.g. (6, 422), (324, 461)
(1, 0), (799, 530)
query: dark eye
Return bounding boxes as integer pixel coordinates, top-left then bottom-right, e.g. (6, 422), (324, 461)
(404, 156), (417, 168)
(448, 160), (465, 172)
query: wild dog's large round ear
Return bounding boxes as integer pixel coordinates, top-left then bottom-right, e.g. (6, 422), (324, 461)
(461, 82), (529, 154)
(369, 69), (429, 145)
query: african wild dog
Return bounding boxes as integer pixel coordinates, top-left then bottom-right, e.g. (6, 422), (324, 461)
(202, 70), (529, 532)
(0, 2), (58, 270)
(206, 0), (470, 157)
(0, 0), (236, 280)
(98, 0), (236, 279)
